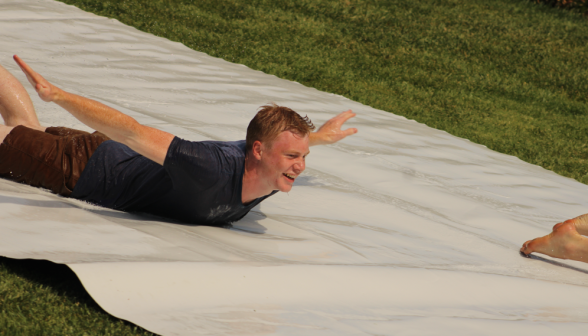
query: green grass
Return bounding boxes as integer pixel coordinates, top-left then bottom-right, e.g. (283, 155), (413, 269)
(3, 0), (588, 332)
(0, 258), (153, 335)
(57, 0), (588, 183)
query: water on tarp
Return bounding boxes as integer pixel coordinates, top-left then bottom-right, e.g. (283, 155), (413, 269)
(1, 0), (588, 335)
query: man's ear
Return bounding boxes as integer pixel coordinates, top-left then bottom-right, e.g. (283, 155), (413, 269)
(252, 140), (263, 160)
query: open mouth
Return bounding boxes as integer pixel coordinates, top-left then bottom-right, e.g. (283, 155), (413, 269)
(283, 173), (296, 181)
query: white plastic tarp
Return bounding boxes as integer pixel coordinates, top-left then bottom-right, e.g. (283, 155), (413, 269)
(1, 0), (588, 335)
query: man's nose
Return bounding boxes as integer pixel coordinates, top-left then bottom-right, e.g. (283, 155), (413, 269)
(293, 159), (305, 173)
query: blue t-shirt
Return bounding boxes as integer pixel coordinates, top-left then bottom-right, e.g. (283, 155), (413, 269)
(71, 138), (276, 225)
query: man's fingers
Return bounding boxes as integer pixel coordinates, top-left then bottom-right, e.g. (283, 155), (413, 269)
(310, 109), (358, 145)
(13, 55), (33, 75)
(336, 110), (356, 124)
(342, 127), (358, 136)
(13, 55), (44, 86)
(13, 54), (25, 68)
(14, 55), (38, 85)
(323, 110), (356, 131)
(13, 55), (55, 102)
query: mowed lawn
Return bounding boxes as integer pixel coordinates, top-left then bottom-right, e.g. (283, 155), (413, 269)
(2, 0), (588, 333)
(61, 0), (588, 182)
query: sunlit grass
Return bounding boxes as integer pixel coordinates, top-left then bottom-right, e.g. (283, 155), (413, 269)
(59, 0), (588, 182)
(0, 258), (153, 335)
(3, 0), (588, 332)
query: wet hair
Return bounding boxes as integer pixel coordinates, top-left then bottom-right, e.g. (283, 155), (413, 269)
(246, 104), (315, 152)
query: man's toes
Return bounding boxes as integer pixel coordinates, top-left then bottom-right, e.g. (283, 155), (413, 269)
(520, 239), (535, 255)
(553, 222), (565, 230)
(553, 221), (578, 236)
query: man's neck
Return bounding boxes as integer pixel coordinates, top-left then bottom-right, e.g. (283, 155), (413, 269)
(242, 155), (273, 204)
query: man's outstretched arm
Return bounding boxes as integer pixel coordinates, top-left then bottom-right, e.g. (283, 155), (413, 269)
(309, 110), (358, 146)
(14, 55), (173, 165)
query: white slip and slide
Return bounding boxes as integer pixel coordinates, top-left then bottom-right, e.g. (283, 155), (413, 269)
(1, 0), (588, 335)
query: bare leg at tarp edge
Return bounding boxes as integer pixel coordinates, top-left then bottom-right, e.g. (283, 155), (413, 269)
(0, 61), (46, 142)
(521, 214), (588, 263)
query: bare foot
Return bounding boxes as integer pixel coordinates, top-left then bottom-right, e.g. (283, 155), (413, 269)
(571, 213), (588, 236)
(521, 218), (588, 263)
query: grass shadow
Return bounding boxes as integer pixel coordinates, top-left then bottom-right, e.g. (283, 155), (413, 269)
(0, 256), (155, 335)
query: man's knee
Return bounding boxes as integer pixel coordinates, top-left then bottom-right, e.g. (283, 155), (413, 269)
(0, 125), (14, 144)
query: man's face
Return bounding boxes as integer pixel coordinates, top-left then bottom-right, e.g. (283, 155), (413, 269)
(258, 131), (310, 193)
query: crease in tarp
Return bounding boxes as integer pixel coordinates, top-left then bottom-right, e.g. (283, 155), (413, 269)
(1, 0), (588, 335)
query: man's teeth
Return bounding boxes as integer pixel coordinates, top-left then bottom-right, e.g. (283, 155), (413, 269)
(284, 173), (295, 179)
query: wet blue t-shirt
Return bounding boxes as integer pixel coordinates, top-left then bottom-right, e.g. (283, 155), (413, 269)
(71, 138), (276, 225)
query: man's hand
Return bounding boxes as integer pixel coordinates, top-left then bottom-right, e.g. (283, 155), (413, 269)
(13, 55), (174, 165)
(13, 55), (60, 102)
(309, 110), (358, 146)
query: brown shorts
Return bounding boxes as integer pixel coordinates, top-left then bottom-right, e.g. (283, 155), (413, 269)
(0, 125), (110, 197)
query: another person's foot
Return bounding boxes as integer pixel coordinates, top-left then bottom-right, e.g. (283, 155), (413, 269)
(521, 217), (588, 263)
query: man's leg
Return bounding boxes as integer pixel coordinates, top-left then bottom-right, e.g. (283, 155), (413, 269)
(0, 62), (110, 196)
(520, 214), (588, 263)
(0, 125), (12, 144)
(0, 62), (45, 143)
(0, 125), (110, 196)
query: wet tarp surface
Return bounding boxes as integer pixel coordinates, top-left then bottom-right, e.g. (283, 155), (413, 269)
(1, 0), (588, 334)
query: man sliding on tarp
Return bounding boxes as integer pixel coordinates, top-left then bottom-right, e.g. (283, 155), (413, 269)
(0, 55), (357, 225)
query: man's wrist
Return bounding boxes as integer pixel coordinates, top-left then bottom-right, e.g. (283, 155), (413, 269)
(309, 132), (325, 146)
(51, 86), (68, 104)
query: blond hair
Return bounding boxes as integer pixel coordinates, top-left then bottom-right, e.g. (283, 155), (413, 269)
(246, 104), (315, 152)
